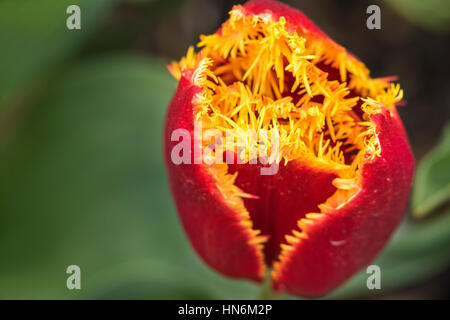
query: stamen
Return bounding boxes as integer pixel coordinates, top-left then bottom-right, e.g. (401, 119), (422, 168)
(170, 5), (403, 217)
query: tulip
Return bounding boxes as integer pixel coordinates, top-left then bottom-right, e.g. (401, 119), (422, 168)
(164, 0), (414, 297)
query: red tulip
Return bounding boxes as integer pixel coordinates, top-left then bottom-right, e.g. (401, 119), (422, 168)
(164, 0), (414, 297)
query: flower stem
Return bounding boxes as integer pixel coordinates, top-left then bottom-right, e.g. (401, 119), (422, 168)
(259, 271), (281, 300)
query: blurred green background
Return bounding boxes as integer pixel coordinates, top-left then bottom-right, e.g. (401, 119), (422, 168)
(0, 0), (449, 299)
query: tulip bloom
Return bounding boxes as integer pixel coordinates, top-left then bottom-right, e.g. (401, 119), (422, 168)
(165, 0), (414, 297)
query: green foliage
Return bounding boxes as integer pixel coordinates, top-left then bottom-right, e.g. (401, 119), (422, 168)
(0, 0), (117, 111)
(0, 54), (260, 299)
(385, 0), (450, 32)
(412, 124), (450, 218)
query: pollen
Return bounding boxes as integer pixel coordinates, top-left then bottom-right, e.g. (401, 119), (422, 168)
(169, 6), (404, 262)
(170, 6), (401, 174)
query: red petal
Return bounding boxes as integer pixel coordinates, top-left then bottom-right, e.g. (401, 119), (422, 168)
(243, 0), (333, 42)
(164, 76), (266, 281)
(227, 162), (338, 264)
(165, 0), (414, 296)
(272, 108), (414, 297)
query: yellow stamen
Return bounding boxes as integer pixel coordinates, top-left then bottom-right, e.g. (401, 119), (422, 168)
(169, 6), (403, 263)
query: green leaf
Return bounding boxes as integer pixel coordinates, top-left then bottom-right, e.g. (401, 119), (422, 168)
(385, 0), (450, 32)
(0, 54), (259, 299)
(0, 0), (116, 111)
(412, 124), (450, 218)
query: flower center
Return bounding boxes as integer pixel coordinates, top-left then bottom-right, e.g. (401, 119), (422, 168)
(169, 6), (403, 265)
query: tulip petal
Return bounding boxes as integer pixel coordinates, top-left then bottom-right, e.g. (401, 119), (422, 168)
(228, 161), (338, 264)
(272, 108), (414, 297)
(243, 0), (332, 41)
(165, 0), (414, 297)
(165, 76), (266, 281)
